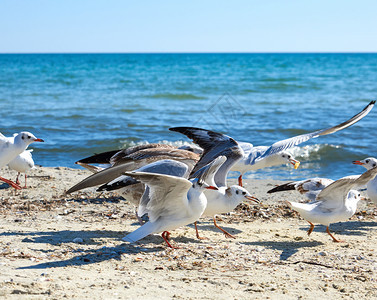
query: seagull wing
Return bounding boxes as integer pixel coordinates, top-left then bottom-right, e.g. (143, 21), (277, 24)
(169, 127), (243, 186)
(258, 101), (375, 159)
(190, 156), (227, 187)
(97, 159), (189, 192)
(124, 172), (193, 222)
(317, 167), (377, 209)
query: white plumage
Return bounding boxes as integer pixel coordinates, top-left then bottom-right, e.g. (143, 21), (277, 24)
(8, 149), (35, 188)
(0, 131), (43, 189)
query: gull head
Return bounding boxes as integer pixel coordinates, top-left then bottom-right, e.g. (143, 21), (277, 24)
(278, 152), (300, 169)
(15, 132), (44, 146)
(226, 185), (259, 204)
(352, 157), (377, 170)
(347, 190), (362, 204)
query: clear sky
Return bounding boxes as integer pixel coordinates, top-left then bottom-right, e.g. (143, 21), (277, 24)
(1, 0), (377, 53)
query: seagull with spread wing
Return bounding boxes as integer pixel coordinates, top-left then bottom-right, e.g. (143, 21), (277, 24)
(231, 101), (375, 185)
(122, 156), (223, 248)
(170, 127), (259, 239)
(268, 167), (377, 242)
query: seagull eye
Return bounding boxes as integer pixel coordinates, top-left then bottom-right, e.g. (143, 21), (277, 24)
(236, 191), (239, 194)
(366, 160), (369, 163)
(21, 136), (24, 140)
(27, 136), (31, 139)
(242, 191), (246, 195)
(288, 155), (291, 159)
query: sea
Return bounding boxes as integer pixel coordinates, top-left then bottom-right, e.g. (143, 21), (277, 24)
(1, 53), (377, 181)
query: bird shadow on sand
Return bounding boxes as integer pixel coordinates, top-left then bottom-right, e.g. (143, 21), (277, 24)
(242, 240), (324, 261)
(186, 222), (242, 237)
(297, 220), (377, 237)
(17, 242), (163, 270)
(0, 230), (126, 246)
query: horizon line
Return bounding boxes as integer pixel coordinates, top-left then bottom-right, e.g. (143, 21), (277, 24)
(1, 51), (377, 55)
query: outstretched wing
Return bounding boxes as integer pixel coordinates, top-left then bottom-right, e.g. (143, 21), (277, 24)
(317, 167), (377, 209)
(124, 171), (192, 222)
(169, 127), (243, 186)
(259, 101), (375, 159)
(97, 159), (189, 192)
(190, 156), (227, 187)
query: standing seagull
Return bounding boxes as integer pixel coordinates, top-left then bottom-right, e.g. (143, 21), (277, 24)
(0, 132), (44, 189)
(122, 157), (223, 248)
(352, 157), (377, 205)
(230, 100), (374, 185)
(8, 149), (35, 188)
(170, 127), (259, 239)
(267, 167), (377, 242)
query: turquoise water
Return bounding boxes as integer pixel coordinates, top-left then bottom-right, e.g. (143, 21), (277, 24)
(1, 53), (377, 180)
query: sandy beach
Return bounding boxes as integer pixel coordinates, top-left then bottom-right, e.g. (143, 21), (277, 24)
(0, 166), (376, 299)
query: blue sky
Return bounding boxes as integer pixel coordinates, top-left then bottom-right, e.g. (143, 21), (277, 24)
(1, 0), (377, 53)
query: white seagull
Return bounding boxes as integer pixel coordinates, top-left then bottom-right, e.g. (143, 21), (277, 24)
(170, 127), (260, 239)
(0, 132), (44, 189)
(8, 149), (35, 188)
(268, 167), (377, 242)
(178, 101), (374, 186)
(122, 156), (223, 248)
(97, 159), (191, 224)
(353, 157), (377, 205)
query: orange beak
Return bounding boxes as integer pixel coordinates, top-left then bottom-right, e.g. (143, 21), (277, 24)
(205, 186), (218, 190)
(289, 158), (300, 169)
(352, 160), (364, 165)
(34, 138), (44, 142)
(245, 195), (260, 204)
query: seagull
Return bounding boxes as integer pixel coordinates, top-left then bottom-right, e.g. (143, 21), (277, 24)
(67, 144), (199, 194)
(267, 177), (335, 201)
(169, 127), (260, 239)
(267, 167), (377, 242)
(184, 101), (374, 186)
(122, 156), (224, 248)
(352, 157), (377, 205)
(0, 132), (44, 189)
(8, 149), (35, 188)
(97, 159), (191, 224)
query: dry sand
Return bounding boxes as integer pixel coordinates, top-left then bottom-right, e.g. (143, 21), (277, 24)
(0, 166), (376, 299)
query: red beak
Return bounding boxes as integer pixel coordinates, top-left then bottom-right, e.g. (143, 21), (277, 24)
(352, 160), (364, 165)
(245, 195), (260, 204)
(205, 186), (218, 190)
(34, 138), (44, 142)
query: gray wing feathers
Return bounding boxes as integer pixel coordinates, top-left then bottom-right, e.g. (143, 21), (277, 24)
(259, 101), (375, 159)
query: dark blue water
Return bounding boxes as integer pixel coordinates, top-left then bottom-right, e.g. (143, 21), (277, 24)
(1, 53), (377, 180)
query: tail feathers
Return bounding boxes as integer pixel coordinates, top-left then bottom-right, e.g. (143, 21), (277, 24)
(122, 221), (156, 243)
(267, 182), (296, 194)
(288, 201), (311, 214)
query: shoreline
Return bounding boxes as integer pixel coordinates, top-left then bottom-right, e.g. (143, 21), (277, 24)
(0, 166), (376, 299)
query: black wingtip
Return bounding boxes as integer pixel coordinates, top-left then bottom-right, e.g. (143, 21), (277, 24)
(370, 100), (376, 105)
(267, 182), (295, 194)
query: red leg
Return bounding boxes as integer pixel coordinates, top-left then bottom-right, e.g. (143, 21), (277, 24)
(0, 176), (21, 190)
(194, 222), (208, 240)
(161, 231), (179, 249)
(307, 221), (315, 236)
(15, 172), (20, 185)
(213, 216), (236, 239)
(238, 175), (243, 187)
(326, 226), (343, 243)
(23, 174), (27, 189)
